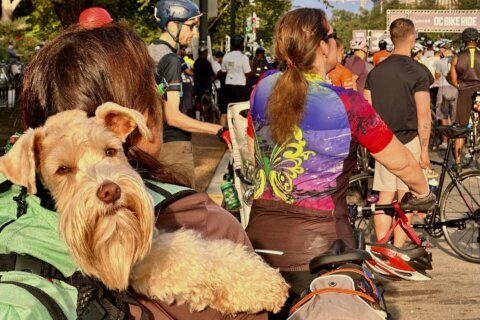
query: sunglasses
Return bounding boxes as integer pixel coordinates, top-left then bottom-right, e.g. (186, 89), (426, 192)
(183, 23), (197, 31)
(323, 31), (337, 42)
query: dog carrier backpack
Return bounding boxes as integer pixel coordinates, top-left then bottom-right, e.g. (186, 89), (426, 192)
(287, 263), (388, 320)
(0, 176), (195, 320)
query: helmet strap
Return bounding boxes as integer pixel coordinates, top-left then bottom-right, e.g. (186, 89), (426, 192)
(165, 22), (184, 52)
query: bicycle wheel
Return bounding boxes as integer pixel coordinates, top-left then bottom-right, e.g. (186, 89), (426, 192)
(347, 173), (377, 242)
(440, 170), (480, 263)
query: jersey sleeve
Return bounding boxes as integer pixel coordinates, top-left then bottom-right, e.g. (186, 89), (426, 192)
(246, 110), (254, 138)
(340, 90), (393, 154)
(157, 53), (183, 92)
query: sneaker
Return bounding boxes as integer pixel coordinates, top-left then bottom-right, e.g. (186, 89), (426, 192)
(438, 142), (448, 150)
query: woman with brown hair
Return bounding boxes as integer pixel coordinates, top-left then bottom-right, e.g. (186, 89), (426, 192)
(246, 7), (434, 295)
(13, 19), (269, 320)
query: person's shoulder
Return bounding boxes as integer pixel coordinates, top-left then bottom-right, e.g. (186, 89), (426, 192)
(159, 52), (181, 66)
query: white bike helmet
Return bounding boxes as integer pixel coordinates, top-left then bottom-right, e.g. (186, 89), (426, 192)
(350, 38), (368, 50)
(411, 42), (425, 54)
(365, 243), (432, 281)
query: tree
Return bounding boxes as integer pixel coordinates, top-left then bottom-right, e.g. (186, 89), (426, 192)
(208, 0), (290, 52)
(50, 0), (93, 27)
(2, 0), (23, 22)
(454, 0), (478, 9)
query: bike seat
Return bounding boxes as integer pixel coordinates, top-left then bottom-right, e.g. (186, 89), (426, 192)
(435, 125), (471, 139)
(309, 239), (372, 274)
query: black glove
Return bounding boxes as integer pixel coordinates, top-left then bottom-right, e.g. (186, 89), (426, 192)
(401, 191), (436, 211)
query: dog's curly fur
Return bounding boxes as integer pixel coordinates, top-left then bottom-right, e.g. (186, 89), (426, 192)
(0, 102), (289, 314)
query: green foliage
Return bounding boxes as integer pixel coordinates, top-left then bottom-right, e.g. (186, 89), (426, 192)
(28, 0), (62, 41)
(0, 17), (38, 62)
(208, 0), (290, 53)
(454, 0), (479, 9)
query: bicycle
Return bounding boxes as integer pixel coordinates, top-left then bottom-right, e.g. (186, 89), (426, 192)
(348, 201), (433, 281)
(463, 92), (480, 169)
(347, 125), (480, 263)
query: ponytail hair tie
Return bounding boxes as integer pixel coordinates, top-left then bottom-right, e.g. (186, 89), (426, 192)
(286, 60), (296, 69)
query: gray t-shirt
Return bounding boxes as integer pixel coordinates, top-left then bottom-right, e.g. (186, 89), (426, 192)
(434, 57), (454, 88)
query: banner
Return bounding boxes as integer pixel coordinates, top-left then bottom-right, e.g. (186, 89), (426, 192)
(352, 30), (368, 42)
(387, 10), (480, 33)
(369, 30), (391, 52)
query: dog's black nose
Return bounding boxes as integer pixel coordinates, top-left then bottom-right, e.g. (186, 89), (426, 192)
(97, 182), (121, 204)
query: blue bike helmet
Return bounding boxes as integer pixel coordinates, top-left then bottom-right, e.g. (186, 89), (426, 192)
(154, 0), (202, 30)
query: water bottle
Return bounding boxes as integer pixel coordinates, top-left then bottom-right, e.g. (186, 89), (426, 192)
(221, 174), (240, 211)
(474, 91), (480, 113)
(428, 178), (439, 195)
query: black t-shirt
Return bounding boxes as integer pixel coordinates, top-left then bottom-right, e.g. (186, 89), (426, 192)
(365, 54), (430, 144)
(151, 39), (191, 143)
(193, 58), (215, 91)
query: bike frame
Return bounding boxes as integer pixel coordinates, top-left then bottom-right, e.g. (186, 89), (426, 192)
(411, 138), (480, 231)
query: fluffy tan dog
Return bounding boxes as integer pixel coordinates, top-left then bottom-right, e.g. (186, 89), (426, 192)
(0, 102), (288, 314)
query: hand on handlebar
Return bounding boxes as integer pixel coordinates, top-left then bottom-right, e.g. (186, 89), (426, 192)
(401, 191), (436, 211)
(217, 127), (232, 151)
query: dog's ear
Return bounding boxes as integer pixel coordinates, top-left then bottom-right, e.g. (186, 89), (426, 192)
(0, 129), (42, 194)
(95, 102), (153, 142)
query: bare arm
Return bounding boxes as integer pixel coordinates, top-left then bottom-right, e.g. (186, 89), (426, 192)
(351, 74), (359, 91)
(371, 137), (429, 196)
(363, 89), (372, 104)
(415, 91), (431, 168)
(448, 55), (458, 88)
(164, 91), (222, 134)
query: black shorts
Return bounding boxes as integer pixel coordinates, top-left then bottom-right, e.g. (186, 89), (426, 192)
(455, 85), (480, 125)
(221, 84), (249, 114)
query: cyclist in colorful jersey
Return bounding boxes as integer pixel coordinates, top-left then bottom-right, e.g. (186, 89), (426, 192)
(327, 38), (356, 89)
(450, 27), (480, 172)
(245, 8), (433, 295)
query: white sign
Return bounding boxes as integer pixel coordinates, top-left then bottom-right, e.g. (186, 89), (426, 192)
(387, 10), (480, 33)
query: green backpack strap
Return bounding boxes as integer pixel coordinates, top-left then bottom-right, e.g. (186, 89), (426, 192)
(0, 280), (68, 320)
(144, 180), (197, 212)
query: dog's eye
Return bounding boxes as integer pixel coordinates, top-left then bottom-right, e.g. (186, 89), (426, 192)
(56, 166), (71, 175)
(105, 148), (118, 157)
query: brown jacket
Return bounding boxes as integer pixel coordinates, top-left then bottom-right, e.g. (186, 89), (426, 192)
(130, 192), (268, 320)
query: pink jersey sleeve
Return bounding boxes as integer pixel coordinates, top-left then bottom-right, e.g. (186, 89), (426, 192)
(339, 90), (393, 154)
(247, 110), (254, 138)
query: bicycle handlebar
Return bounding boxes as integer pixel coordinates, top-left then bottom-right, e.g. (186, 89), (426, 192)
(349, 202), (417, 214)
(235, 169), (254, 185)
